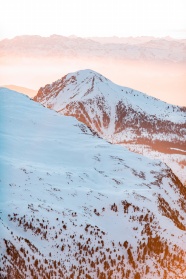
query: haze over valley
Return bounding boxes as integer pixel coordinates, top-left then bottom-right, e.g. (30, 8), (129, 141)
(1, 35), (186, 106)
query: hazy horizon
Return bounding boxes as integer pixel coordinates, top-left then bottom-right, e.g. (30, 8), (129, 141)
(1, 0), (185, 105)
(1, 61), (186, 107)
(1, 33), (186, 41)
(0, 34), (185, 106)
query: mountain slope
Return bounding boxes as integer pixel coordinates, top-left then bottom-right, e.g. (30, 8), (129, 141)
(1, 88), (186, 278)
(34, 69), (186, 183)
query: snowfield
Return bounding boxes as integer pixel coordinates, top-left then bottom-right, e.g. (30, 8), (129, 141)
(121, 144), (186, 186)
(1, 88), (186, 278)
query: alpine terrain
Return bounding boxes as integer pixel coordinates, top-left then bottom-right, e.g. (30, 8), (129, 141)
(1, 87), (186, 278)
(34, 69), (186, 184)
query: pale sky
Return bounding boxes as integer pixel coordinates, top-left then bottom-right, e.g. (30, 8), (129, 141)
(0, 0), (186, 39)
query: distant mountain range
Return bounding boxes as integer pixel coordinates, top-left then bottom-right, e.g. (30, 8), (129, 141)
(1, 35), (186, 62)
(1, 87), (186, 278)
(34, 69), (186, 184)
(89, 35), (186, 45)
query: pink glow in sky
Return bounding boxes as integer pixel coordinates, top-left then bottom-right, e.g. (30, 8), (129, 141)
(1, 54), (185, 106)
(0, 1), (186, 106)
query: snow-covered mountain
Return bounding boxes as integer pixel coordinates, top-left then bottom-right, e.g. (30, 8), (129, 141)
(34, 69), (186, 184)
(1, 87), (186, 278)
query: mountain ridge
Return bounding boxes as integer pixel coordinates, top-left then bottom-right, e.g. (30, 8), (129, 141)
(34, 69), (186, 184)
(1, 87), (186, 278)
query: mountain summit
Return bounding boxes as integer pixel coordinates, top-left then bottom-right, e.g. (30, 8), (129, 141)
(34, 69), (185, 144)
(34, 69), (186, 183)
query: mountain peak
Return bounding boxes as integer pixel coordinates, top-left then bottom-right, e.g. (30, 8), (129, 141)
(34, 69), (185, 122)
(66, 69), (108, 81)
(34, 70), (186, 184)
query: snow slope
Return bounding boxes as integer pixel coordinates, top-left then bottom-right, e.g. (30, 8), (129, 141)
(34, 69), (186, 183)
(1, 88), (186, 278)
(121, 144), (186, 187)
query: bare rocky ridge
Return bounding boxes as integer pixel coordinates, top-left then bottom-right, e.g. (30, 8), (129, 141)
(34, 69), (186, 184)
